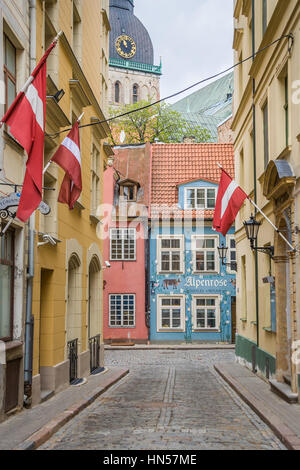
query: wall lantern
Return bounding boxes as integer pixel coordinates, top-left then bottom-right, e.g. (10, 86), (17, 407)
(243, 214), (274, 258)
(217, 243), (237, 272)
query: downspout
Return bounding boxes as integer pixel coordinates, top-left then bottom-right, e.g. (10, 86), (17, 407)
(24, 0), (36, 406)
(252, 0), (259, 350)
(145, 144), (153, 333)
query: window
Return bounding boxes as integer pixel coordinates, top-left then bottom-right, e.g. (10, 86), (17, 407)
(185, 188), (216, 210)
(110, 228), (136, 261)
(3, 35), (16, 112)
(115, 81), (120, 103)
(192, 236), (218, 273)
(91, 143), (100, 215)
(158, 236), (184, 273)
(158, 296), (184, 330)
(109, 294), (135, 327)
(192, 296), (220, 330)
(263, 101), (269, 169)
(120, 184), (137, 201)
(133, 84), (138, 103)
(0, 230), (14, 341)
(226, 235), (237, 273)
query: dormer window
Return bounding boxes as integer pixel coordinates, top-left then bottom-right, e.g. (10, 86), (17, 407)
(119, 179), (140, 202)
(185, 188), (216, 210)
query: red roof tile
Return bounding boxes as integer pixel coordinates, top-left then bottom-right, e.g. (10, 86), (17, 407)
(150, 143), (234, 219)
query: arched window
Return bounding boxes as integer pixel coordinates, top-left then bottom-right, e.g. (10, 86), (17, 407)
(115, 81), (120, 103)
(133, 84), (138, 103)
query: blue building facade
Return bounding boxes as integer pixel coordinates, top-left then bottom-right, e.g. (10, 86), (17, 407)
(149, 179), (236, 343)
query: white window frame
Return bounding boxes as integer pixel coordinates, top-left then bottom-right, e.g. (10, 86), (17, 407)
(184, 187), (216, 210)
(109, 294), (136, 328)
(226, 235), (237, 274)
(157, 295), (185, 332)
(110, 228), (136, 261)
(191, 235), (219, 274)
(157, 235), (185, 274)
(192, 295), (221, 331)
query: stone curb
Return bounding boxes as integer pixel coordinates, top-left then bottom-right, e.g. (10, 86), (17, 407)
(105, 345), (235, 351)
(214, 364), (300, 451)
(14, 369), (129, 451)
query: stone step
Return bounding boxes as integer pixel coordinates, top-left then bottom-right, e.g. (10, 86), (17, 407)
(269, 379), (298, 404)
(40, 390), (54, 403)
(283, 375), (292, 386)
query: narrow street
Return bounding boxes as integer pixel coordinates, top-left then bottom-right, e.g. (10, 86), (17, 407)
(40, 350), (286, 450)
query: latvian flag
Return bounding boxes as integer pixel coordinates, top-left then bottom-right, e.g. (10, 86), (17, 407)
(213, 169), (248, 236)
(0, 39), (58, 222)
(51, 122), (82, 210)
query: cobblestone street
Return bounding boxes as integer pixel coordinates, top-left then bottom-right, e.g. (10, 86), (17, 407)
(40, 350), (286, 450)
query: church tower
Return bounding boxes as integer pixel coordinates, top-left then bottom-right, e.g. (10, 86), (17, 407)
(109, 0), (161, 109)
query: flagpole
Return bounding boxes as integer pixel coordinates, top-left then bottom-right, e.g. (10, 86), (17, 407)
(43, 160), (52, 174)
(216, 162), (296, 253)
(77, 112), (84, 123)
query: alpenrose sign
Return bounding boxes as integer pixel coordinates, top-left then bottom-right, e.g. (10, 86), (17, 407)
(184, 277), (228, 288)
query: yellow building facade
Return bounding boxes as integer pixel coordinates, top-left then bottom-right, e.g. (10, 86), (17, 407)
(31, 0), (112, 404)
(233, 0), (300, 402)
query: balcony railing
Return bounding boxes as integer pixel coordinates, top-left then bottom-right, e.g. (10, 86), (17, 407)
(109, 58), (162, 75)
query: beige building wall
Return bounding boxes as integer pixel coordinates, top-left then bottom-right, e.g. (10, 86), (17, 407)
(233, 0), (300, 399)
(31, 0), (111, 405)
(0, 0), (30, 421)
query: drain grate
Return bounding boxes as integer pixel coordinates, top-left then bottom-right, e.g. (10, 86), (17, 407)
(91, 367), (105, 376)
(71, 378), (85, 386)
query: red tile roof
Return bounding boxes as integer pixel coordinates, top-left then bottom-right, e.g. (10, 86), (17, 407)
(150, 143), (234, 219)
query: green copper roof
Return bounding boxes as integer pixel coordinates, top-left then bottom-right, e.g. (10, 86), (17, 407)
(171, 72), (233, 142)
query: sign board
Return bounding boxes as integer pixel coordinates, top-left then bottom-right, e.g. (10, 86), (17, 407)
(0, 193), (51, 216)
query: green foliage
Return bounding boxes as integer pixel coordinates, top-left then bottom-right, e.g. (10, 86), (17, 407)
(108, 100), (211, 145)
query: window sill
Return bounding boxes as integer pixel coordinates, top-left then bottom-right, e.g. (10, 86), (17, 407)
(192, 271), (219, 276)
(263, 326), (275, 333)
(240, 318), (247, 323)
(251, 321), (257, 326)
(192, 329), (220, 333)
(158, 272), (184, 276)
(158, 329), (185, 333)
(109, 326), (136, 329)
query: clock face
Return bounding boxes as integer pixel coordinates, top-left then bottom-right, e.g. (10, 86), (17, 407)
(115, 35), (137, 59)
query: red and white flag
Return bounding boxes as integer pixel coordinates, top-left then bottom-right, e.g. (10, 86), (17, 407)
(51, 122), (82, 210)
(213, 169), (248, 236)
(0, 38), (59, 222)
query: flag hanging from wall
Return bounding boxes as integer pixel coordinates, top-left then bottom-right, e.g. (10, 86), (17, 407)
(213, 169), (248, 236)
(0, 37), (60, 223)
(51, 121), (82, 210)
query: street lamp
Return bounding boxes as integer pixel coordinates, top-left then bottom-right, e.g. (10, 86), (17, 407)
(217, 242), (237, 272)
(243, 214), (274, 258)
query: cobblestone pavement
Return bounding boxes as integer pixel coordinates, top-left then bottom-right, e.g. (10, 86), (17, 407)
(40, 350), (286, 450)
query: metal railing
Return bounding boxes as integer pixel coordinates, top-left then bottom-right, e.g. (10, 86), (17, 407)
(89, 334), (101, 373)
(109, 58), (162, 75)
(67, 338), (78, 384)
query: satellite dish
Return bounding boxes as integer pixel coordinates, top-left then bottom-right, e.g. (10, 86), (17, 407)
(120, 130), (126, 144)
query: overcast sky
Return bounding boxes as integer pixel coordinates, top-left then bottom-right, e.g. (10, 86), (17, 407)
(134, 0), (234, 104)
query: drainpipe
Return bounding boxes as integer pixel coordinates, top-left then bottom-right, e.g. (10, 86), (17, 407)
(24, 0), (36, 406)
(252, 0), (260, 350)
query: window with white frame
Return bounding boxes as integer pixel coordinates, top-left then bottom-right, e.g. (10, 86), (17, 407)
(109, 294), (135, 327)
(226, 235), (237, 273)
(157, 236), (184, 273)
(192, 296), (220, 330)
(110, 228), (136, 261)
(158, 296), (184, 330)
(185, 187), (216, 210)
(192, 236), (218, 273)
